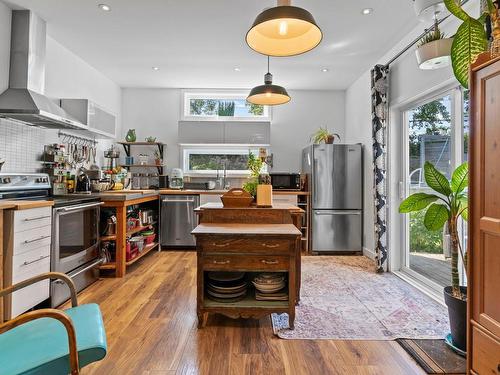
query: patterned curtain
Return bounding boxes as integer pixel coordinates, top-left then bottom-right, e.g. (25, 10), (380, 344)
(371, 65), (389, 272)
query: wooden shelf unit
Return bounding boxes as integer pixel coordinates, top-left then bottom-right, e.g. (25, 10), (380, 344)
(117, 142), (166, 175)
(297, 194), (310, 253)
(100, 194), (159, 277)
(100, 242), (159, 270)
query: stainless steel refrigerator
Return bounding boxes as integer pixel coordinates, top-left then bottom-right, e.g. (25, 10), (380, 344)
(302, 144), (363, 253)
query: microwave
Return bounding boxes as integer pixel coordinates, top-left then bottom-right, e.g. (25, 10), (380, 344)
(270, 173), (301, 190)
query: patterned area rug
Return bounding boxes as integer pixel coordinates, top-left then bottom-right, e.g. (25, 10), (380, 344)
(271, 256), (450, 340)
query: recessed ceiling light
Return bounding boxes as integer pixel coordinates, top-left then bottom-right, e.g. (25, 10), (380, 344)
(152, 66), (160, 71)
(234, 67), (241, 72)
(321, 68), (329, 72)
(98, 4), (111, 11)
(361, 8), (373, 15)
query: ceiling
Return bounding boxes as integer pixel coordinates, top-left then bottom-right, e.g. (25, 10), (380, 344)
(3, 0), (419, 90)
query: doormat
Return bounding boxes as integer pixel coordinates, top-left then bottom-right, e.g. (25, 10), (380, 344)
(396, 339), (466, 374)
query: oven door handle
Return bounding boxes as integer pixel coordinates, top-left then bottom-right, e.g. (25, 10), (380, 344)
(56, 201), (104, 212)
(53, 258), (105, 284)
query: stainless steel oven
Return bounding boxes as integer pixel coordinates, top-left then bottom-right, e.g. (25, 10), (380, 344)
(51, 199), (103, 307)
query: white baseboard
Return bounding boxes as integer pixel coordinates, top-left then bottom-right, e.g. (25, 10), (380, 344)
(363, 247), (376, 260)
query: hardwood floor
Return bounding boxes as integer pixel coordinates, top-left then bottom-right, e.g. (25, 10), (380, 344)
(75, 251), (425, 375)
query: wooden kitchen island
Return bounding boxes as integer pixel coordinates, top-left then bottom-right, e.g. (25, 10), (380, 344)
(193, 204), (302, 329)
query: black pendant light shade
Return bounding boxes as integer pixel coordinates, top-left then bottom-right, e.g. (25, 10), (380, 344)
(246, 1), (322, 57)
(247, 57), (290, 106)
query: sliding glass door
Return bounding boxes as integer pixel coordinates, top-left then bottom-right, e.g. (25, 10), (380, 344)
(400, 87), (467, 291)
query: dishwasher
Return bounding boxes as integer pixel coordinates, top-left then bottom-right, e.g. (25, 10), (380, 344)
(160, 195), (200, 247)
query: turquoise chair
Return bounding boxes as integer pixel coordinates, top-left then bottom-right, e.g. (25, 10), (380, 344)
(0, 272), (107, 375)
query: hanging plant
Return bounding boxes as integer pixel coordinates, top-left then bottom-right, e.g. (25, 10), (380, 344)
(415, 21), (454, 69)
(443, 0), (495, 88)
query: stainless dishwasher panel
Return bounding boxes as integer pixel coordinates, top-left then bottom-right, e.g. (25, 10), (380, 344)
(161, 195), (200, 247)
(312, 210), (362, 252)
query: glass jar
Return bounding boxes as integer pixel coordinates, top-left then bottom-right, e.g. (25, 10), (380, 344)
(131, 173), (141, 190)
(140, 174), (150, 189)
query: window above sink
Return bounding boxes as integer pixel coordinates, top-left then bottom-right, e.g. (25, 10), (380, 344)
(180, 144), (270, 177)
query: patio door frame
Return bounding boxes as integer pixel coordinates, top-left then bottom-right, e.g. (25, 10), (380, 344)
(389, 82), (465, 303)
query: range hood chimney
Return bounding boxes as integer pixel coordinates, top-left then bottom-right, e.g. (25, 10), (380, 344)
(0, 10), (84, 128)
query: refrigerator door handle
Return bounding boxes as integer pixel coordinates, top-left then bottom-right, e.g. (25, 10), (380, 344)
(313, 158), (318, 203)
(314, 210), (362, 215)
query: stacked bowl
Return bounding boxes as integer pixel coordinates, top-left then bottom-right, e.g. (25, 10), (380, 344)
(252, 273), (288, 301)
(206, 272), (247, 303)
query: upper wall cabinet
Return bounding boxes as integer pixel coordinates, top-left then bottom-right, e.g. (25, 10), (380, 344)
(61, 99), (116, 139)
(178, 121), (270, 144)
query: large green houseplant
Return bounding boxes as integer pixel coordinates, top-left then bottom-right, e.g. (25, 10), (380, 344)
(443, 0), (496, 88)
(399, 161), (468, 350)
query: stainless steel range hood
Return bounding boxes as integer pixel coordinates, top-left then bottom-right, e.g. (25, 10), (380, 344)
(0, 10), (85, 129)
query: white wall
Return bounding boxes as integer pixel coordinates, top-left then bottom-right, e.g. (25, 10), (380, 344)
(344, 70), (374, 257)
(344, 0), (480, 262)
(0, 4), (122, 172)
(271, 90), (345, 172)
(0, 1), (10, 94)
(121, 88), (345, 174)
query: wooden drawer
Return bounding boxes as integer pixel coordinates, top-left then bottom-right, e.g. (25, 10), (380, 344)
(12, 246), (51, 283)
(472, 326), (500, 374)
(200, 236), (291, 254)
(12, 225), (52, 256)
(202, 254), (289, 271)
(13, 207), (52, 233)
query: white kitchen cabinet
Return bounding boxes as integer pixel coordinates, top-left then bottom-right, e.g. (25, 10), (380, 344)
(61, 98), (116, 138)
(272, 194), (298, 206)
(3, 207), (52, 319)
(178, 121), (270, 144)
(199, 194), (222, 206)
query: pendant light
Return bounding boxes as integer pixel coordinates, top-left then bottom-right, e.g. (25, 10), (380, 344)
(246, 0), (322, 57)
(247, 56), (290, 106)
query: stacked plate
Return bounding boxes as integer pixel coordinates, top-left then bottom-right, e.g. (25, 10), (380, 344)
(206, 272), (247, 303)
(252, 273), (288, 301)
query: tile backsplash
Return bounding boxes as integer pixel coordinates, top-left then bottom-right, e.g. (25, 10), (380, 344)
(0, 118), (48, 173)
(0, 118), (113, 174)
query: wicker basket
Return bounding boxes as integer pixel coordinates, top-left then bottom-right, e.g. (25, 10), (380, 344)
(220, 188), (254, 208)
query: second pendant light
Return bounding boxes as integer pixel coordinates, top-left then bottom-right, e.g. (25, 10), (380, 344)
(247, 56), (290, 106)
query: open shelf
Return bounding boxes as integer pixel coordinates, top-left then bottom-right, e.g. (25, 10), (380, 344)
(203, 293), (289, 309)
(127, 222), (157, 237)
(126, 242), (159, 266)
(99, 262), (116, 270)
(101, 234), (116, 241)
(117, 142), (165, 146)
(121, 164), (163, 168)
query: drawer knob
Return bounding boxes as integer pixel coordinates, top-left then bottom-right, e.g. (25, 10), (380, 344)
(213, 260), (230, 265)
(261, 259), (279, 265)
(262, 243), (279, 248)
(212, 242), (230, 248)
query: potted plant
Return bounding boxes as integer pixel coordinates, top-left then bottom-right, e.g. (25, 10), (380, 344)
(415, 20), (453, 70)
(311, 127), (341, 144)
(153, 151), (163, 166)
(399, 161), (468, 351)
(443, 0), (497, 88)
(242, 151), (263, 198)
